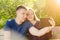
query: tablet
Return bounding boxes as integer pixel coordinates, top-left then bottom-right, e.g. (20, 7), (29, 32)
(40, 18), (52, 28)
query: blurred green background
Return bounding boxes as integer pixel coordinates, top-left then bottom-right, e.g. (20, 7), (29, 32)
(0, 0), (60, 29)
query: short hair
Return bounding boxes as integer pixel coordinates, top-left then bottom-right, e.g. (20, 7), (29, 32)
(16, 5), (27, 11)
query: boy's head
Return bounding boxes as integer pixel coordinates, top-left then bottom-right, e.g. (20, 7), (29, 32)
(16, 5), (27, 22)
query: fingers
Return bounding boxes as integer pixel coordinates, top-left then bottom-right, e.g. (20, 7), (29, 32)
(49, 17), (55, 26)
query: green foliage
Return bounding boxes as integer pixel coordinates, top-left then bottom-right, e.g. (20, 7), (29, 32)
(0, 0), (37, 29)
(0, 0), (60, 29)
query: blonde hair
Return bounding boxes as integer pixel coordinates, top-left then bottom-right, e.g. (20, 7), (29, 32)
(27, 8), (40, 21)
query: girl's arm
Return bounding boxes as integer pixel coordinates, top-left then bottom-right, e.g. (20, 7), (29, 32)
(29, 26), (52, 37)
(29, 17), (55, 37)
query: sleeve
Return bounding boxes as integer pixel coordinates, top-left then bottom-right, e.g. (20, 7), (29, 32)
(26, 21), (33, 29)
(24, 21), (33, 29)
(20, 21), (33, 35)
(4, 20), (11, 31)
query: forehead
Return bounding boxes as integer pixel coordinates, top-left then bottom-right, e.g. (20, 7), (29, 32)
(27, 10), (34, 14)
(16, 9), (27, 14)
(16, 9), (27, 13)
(18, 8), (27, 11)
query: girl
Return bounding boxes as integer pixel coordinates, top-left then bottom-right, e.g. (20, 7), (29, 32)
(26, 8), (55, 40)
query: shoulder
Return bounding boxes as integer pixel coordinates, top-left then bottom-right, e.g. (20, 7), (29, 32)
(6, 19), (12, 24)
(23, 21), (32, 26)
(7, 19), (14, 22)
(5, 19), (15, 27)
(4, 19), (14, 30)
(24, 21), (31, 24)
(6, 19), (14, 24)
(22, 21), (33, 28)
(8, 19), (12, 21)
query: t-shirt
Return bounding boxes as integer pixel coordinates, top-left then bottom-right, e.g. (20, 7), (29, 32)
(4, 19), (32, 36)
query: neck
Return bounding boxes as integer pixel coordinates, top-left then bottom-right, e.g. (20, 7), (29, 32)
(15, 17), (23, 25)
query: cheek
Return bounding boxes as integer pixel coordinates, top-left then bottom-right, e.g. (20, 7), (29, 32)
(27, 15), (31, 18)
(28, 15), (34, 18)
(27, 16), (30, 19)
(27, 16), (30, 20)
(17, 14), (23, 19)
(27, 16), (32, 20)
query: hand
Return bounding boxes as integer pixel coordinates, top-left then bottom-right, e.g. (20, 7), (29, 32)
(49, 17), (55, 27)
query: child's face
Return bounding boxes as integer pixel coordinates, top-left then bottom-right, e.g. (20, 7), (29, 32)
(16, 9), (27, 22)
(27, 10), (35, 21)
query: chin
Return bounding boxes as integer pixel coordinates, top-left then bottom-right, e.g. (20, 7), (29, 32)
(29, 19), (32, 21)
(22, 20), (24, 22)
